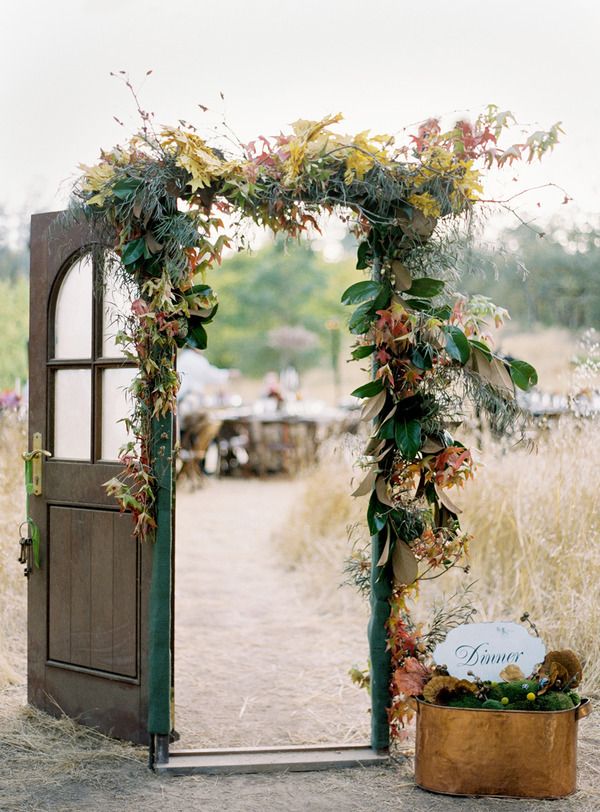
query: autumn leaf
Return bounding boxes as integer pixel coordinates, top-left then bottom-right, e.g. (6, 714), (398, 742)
(393, 658), (431, 696)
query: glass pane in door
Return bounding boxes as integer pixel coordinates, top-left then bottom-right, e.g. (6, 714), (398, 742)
(100, 367), (136, 461)
(53, 256), (93, 359)
(102, 265), (132, 359)
(53, 369), (92, 459)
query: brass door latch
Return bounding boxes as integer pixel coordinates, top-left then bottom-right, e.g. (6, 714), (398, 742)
(22, 432), (51, 496)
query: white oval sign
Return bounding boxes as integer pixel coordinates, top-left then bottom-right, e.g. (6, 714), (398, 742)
(432, 622), (546, 682)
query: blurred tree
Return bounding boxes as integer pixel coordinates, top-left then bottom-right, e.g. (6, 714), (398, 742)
(0, 211), (29, 388)
(0, 277), (28, 389)
(463, 219), (600, 330)
(266, 324), (319, 370)
(0, 210), (28, 282)
(204, 238), (358, 376)
(0, 244), (28, 282)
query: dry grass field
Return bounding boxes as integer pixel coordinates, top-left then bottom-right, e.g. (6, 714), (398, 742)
(0, 412), (26, 688)
(278, 419), (600, 694)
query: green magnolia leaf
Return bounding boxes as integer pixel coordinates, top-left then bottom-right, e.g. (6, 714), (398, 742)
(443, 325), (471, 364)
(394, 418), (422, 459)
(351, 379), (384, 399)
(432, 305), (452, 320)
(186, 320), (208, 350)
(341, 280), (383, 306)
(191, 302), (219, 323)
(377, 418), (395, 440)
(372, 283), (392, 312)
(112, 178), (142, 200)
(509, 359), (538, 390)
(356, 241), (371, 270)
(348, 300), (376, 334)
(121, 238), (146, 266)
(351, 344), (376, 360)
(411, 345), (433, 370)
(187, 284), (213, 297)
(367, 491), (388, 536)
(409, 300), (453, 319)
(468, 338), (493, 361)
(405, 277), (445, 298)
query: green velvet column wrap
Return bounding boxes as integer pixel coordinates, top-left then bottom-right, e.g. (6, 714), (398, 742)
(368, 249), (392, 751)
(147, 411), (173, 736)
(369, 536), (393, 750)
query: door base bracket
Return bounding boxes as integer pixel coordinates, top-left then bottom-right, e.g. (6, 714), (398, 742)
(152, 742), (390, 775)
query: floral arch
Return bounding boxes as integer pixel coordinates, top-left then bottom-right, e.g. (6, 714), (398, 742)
(72, 107), (559, 748)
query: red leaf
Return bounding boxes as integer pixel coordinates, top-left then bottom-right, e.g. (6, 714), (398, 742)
(393, 658), (431, 696)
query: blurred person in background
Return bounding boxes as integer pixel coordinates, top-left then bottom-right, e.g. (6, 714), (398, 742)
(177, 348), (238, 417)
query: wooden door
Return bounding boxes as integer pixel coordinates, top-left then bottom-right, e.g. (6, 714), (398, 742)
(27, 212), (153, 744)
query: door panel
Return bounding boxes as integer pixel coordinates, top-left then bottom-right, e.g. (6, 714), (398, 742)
(28, 212), (152, 744)
(48, 507), (138, 677)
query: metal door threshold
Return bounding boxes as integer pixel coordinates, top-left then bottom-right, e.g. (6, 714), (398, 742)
(155, 743), (390, 775)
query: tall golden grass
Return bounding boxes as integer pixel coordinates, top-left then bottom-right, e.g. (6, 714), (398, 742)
(0, 412), (27, 687)
(461, 418), (600, 690)
(277, 418), (600, 694)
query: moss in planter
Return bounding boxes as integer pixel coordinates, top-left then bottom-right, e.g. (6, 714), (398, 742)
(433, 685), (578, 711)
(487, 680), (540, 703)
(537, 692), (577, 711)
(446, 694), (483, 709)
(481, 699), (504, 709)
(508, 700), (538, 710)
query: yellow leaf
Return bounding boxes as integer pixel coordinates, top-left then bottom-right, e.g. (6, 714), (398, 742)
(408, 192), (442, 219)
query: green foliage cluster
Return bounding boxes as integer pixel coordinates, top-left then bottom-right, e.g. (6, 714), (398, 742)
(204, 239), (357, 376)
(464, 220), (600, 330)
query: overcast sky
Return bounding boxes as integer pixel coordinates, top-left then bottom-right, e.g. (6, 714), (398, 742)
(1, 0), (599, 237)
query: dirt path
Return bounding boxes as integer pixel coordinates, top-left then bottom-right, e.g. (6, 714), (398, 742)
(174, 478), (371, 748)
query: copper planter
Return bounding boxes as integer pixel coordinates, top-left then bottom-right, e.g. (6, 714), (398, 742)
(414, 697), (592, 799)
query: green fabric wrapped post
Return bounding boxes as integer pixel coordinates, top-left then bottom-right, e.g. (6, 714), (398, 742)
(368, 248), (392, 751)
(147, 411), (173, 736)
(369, 532), (392, 750)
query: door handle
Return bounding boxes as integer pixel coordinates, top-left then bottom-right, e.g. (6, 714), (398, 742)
(22, 432), (51, 496)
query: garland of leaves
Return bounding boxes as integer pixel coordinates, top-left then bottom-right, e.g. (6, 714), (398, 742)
(72, 105), (560, 738)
